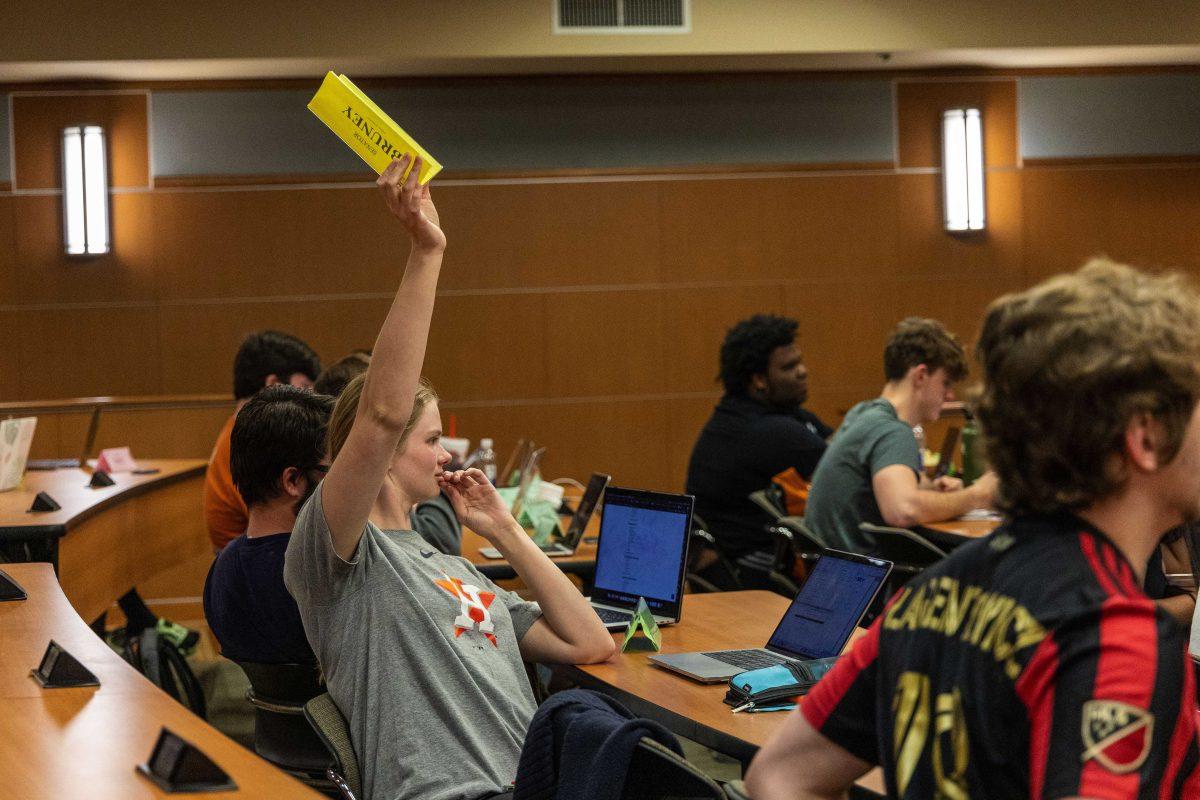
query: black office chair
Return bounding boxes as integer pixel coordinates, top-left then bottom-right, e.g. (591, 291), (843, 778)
(235, 660), (338, 796)
(305, 692), (361, 800)
(859, 522), (947, 597)
(764, 516), (828, 596)
(686, 514), (742, 593)
(621, 738), (726, 800)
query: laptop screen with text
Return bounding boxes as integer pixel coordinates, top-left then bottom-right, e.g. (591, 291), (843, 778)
(766, 551), (890, 660)
(591, 488), (692, 616)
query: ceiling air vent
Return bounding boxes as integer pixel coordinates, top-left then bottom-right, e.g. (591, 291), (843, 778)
(554, 0), (690, 33)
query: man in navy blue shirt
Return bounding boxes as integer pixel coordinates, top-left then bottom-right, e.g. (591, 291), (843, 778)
(686, 314), (831, 561)
(203, 385), (333, 664)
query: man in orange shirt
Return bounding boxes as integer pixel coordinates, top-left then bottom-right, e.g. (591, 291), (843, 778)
(205, 330), (321, 552)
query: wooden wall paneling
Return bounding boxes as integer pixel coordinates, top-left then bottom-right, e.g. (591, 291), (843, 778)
(25, 415), (65, 460)
(15, 307), (161, 399)
(11, 93), (149, 190)
(657, 174), (901, 284)
(434, 181), (664, 292)
(152, 187), (409, 301)
(13, 193), (158, 305)
(423, 292), (548, 403)
(1023, 165), (1200, 284)
(543, 289), (665, 398)
(0, 297), (20, 400)
(896, 81), (1018, 170)
(658, 284), (790, 393)
(157, 298), (393, 395)
(0, 195), (16, 304)
(894, 170), (1024, 284)
(87, 407), (233, 459)
(782, 281), (900, 403)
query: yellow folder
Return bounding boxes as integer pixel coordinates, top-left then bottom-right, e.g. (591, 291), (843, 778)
(307, 72), (442, 184)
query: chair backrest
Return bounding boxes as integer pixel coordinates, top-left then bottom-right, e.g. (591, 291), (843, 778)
(860, 523), (947, 567)
(304, 693), (362, 800)
(621, 738), (725, 800)
(775, 516), (826, 554)
(237, 660), (323, 704)
(748, 489), (785, 522)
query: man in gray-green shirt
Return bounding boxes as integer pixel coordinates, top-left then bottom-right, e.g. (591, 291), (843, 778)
(805, 317), (997, 553)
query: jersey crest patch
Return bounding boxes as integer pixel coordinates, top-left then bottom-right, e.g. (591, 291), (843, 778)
(1081, 699), (1154, 774)
(434, 574), (498, 647)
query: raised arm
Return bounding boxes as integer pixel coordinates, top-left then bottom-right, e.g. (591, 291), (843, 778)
(321, 156), (446, 561)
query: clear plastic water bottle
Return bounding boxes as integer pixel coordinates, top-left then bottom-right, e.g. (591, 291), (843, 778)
(477, 438), (497, 484)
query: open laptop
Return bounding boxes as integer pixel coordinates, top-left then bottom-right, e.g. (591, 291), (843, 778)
(932, 426), (961, 479)
(479, 470), (610, 559)
(507, 446), (546, 521)
(540, 472), (610, 555)
(649, 549), (892, 683)
(499, 438), (533, 488)
(589, 487), (693, 630)
(0, 417), (37, 492)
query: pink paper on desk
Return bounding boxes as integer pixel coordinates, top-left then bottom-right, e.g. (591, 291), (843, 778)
(96, 446), (138, 473)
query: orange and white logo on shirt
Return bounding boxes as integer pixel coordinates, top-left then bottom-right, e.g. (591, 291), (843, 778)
(434, 574), (498, 647)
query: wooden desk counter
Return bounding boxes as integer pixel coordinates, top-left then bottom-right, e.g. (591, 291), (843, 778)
(0, 460), (208, 621)
(564, 591), (792, 764)
(919, 516), (1001, 548)
(0, 563), (322, 799)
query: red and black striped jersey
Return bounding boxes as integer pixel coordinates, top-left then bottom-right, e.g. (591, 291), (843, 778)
(801, 512), (1200, 799)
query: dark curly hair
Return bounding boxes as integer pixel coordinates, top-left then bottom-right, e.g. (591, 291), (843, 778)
(976, 258), (1200, 515)
(883, 317), (968, 383)
(231, 385), (334, 508)
(718, 314), (799, 395)
(232, 330), (321, 400)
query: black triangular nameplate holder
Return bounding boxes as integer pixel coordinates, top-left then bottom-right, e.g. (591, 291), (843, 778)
(28, 491), (61, 512)
(136, 727), (236, 793)
(30, 639), (100, 688)
(0, 568), (27, 601)
(88, 470), (116, 488)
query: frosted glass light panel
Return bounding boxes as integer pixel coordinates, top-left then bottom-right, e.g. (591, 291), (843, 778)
(62, 125), (110, 255)
(942, 109), (986, 232)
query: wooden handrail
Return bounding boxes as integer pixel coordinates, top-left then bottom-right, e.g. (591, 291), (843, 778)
(0, 394), (233, 416)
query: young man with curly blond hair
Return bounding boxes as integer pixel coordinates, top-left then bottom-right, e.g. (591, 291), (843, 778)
(747, 260), (1200, 799)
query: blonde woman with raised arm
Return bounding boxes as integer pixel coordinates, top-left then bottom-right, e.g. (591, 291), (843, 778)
(284, 156), (615, 800)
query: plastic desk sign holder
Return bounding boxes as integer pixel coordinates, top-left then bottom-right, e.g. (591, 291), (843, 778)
(0, 568), (27, 601)
(28, 491), (61, 512)
(88, 469), (116, 488)
(30, 639), (99, 688)
(136, 727), (236, 793)
(621, 597), (663, 653)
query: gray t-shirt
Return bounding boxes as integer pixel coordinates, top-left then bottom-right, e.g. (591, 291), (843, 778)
(804, 398), (921, 553)
(284, 484), (542, 800)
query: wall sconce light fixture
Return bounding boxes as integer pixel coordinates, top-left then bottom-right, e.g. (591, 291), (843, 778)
(942, 108), (985, 232)
(62, 125), (110, 255)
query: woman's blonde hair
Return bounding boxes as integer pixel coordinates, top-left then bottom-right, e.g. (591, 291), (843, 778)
(326, 372), (440, 460)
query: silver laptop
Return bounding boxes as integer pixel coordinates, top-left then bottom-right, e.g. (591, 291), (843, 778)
(650, 549), (892, 683)
(540, 472), (610, 556)
(589, 487), (693, 631)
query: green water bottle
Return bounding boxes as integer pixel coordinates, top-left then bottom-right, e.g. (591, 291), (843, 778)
(961, 413), (981, 485)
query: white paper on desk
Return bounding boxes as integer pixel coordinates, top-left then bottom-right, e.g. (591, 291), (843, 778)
(0, 417), (37, 492)
(1191, 603), (1200, 660)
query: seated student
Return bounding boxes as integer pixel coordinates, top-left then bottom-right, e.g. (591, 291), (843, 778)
(314, 350), (371, 398)
(205, 330), (321, 553)
(685, 314), (831, 559)
(805, 317), (997, 553)
(745, 260), (1200, 799)
(202, 385), (333, 665)
(284, 156), (615, 800)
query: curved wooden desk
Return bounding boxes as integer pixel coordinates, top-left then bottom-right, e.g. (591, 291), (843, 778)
(0, 563), (321, 799)
(919, 516), (1001, 551)
(0, 460), (208, 622)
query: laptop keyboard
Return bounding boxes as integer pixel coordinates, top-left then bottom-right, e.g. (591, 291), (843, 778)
(594, 607), (633, 625)
(702, 649), (787, 671)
